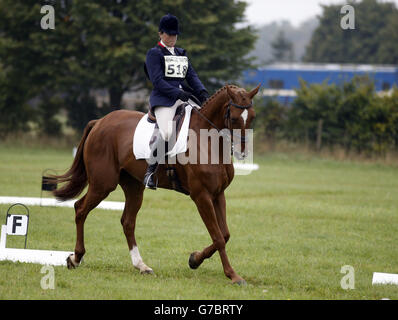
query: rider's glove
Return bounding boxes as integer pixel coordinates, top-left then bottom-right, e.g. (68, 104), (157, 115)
(199, 90), (209, 104)
(178, 90), (191, 102)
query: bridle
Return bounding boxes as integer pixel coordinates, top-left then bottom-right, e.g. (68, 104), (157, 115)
(224, 101), (252, 143)
(191, 99), (253, 153)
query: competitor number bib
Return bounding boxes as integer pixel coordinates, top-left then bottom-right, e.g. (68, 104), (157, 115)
(164, 56), (188, 78)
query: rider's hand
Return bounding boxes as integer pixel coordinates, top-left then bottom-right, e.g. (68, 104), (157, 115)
(199, 90), (209, 104)
(178, 90), (191, 102)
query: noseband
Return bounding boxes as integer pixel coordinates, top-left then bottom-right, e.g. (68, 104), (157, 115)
(224, 101), (253, 143)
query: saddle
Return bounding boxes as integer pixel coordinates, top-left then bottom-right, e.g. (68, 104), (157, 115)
(148, 103), (186, 129)
(148, 103), (187, 149)
(147, 103), (189, 196)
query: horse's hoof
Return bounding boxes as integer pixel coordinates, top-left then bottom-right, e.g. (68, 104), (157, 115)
(233, 279), (247, 286)
(140, 269), (155, 275)
(66, 255), (76, 269)
(189, 252), (201, 269)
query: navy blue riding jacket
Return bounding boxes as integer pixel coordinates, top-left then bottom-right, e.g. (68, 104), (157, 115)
(145, 43), (206, 109)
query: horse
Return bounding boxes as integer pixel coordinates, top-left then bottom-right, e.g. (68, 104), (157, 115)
(51, 84), (260, 285)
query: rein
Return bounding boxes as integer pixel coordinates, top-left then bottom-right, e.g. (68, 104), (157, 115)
(191, 100), (252, 153)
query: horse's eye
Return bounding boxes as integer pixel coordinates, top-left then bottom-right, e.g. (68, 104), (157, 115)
(231, 118), (239, 123)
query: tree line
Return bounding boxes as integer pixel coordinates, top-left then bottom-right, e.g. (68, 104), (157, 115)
(1, 0), (398, 158)
(0, 0), (255, 136)
(254, 76), (398, 156)
(305, 0), (398, 64)
(261, 0), (398, 65)
(253, 0), (398, 156)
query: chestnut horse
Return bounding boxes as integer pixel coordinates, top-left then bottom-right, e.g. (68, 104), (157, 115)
(51, 84), (260, 284)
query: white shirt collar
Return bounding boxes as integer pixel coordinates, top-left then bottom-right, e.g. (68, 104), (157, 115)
(160, 40), (175, 55)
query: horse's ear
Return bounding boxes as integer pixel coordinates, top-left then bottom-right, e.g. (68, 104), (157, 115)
(226, 85), (239, 101)
(248, 83), (261, 99)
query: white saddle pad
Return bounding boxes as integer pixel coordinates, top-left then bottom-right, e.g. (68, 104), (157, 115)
(133, 104), (193, 160)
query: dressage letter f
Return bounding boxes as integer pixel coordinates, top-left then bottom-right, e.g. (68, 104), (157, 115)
(12, 216), (22, 234)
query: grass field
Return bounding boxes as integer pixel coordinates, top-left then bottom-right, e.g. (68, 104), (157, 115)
(0, 144), (398, 300)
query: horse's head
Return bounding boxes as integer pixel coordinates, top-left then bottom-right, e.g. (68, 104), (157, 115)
(225, 84), (261, 160)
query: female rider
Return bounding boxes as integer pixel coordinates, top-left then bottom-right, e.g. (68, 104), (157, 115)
(143, 13), (209, 189)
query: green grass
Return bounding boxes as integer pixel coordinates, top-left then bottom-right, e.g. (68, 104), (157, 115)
(0, 144), (398, 299)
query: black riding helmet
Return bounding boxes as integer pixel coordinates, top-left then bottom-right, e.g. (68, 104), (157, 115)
(158, 14), (180, 35)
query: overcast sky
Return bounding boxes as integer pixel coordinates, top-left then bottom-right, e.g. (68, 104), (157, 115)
(244, 0), (398, 26)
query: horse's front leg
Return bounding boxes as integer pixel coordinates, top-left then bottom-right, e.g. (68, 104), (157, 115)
(189, 192), (230, 268)
(190, 191), (244, 284)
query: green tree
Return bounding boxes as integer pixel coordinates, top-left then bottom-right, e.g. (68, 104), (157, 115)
(0, 0), (256, 135)
(0, 66), (34, 136)
(371, 87), (398, 154)
(271, 30), (294, 62)
(0, 1), (74, 135)
(339, 77), (377, 153)
(285, 76), (398, 155)
(376, 12), (398, 64)
(61, 1), (155, 109)
(287, 80), (343, 148)
(386, 88), (398, 148)
(304, 0), (398, 64)
(254, 98), (287, 149)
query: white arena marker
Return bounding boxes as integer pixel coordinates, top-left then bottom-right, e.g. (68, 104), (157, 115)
(0, 199), (124, 266)
(0, 225), (6, 249)
(233, 163), (259, 171)
(372, 272), (398, 286)
(0, 248), (73, 266)
(0, 224), (73, 266)
(0, 204), (74, 267)
(0, 196), (125, 211)
(7, 214), (29, 236)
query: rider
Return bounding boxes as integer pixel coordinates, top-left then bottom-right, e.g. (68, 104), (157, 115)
(143, 13), (209, 189)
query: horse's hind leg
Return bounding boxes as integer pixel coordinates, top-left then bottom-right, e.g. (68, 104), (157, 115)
(67, 186), (112, 269)
(119, 171), (153, 274)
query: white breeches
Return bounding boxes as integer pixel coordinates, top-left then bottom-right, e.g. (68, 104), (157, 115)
(154, 99), (200, 141)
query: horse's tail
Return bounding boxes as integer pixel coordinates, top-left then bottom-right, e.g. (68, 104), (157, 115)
(51, 120), (97, 202)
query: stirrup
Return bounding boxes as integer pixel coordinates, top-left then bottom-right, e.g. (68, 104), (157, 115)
(144, 171), (158, 190)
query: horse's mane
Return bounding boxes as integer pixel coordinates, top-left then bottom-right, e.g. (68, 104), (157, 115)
(201, 84), (240, 109)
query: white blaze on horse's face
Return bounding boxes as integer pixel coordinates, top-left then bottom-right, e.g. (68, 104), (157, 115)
(241, 109), (248, 126)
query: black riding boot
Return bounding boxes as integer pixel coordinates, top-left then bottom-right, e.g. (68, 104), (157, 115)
(143, 130), (166, 190)
(144, 162), (159, 189)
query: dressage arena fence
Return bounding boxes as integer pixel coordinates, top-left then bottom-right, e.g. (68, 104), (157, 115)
(0, 159), (396, 286)
(0, 169), (127, 266)
(1, 197), (397, 287)
(0, 203), (73, 266)
(0, 196), (130, 266)
(0, 158), (259, 267)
